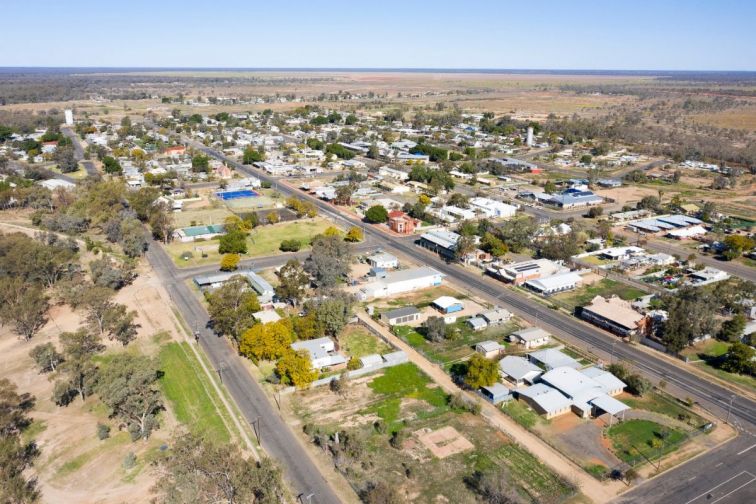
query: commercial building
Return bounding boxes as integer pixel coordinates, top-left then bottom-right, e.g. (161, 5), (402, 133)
(387, 211), (419, 235)
(487, 258), (565, 285)
(358, 266), (444, 300)
(468, 197), (517, 219)
(418, 229), (462, 260)
(366, 252), (399, 270)
(524, 271), (582, 295)
(580, 295), (649, 338)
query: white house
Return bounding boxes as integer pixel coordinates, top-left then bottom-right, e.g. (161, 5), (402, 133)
(378, 166), (409, 181)
(358, 266), (444, 300)
(509, 327), (550, 349)
(291, 337), (347, 369)
(366, 252), (399, 270)
(469, 197), (517, 219)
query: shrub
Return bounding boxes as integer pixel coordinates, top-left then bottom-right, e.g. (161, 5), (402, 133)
(347, 356), (361, 370)
(96, 423), (111, 440)
(279, 239), (302, 252)
(123, 452), (137, 469)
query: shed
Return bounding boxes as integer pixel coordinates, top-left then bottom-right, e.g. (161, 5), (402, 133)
(509, 327), (551, 349)
(475, 340), (503, 358)
(498, 356), (542, 386)
(467, 317), (488, 332)
(359, 354), (383, 368)
(381, 306), (421, 326)
(432, 296), (464, 314)
(480, 383), (512, 405)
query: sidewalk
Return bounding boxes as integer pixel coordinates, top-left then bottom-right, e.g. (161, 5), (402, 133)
(357, 311), (625, 503)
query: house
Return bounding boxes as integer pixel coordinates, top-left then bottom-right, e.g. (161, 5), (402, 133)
(418, 229), (463, 260)
(686, 267), (730, 286)
(193, 271), (274, 302)
(475, 340), (503, 358)
(597, 178), (622, 188)
(314, 186), (337, 200)
(467, 317), (488, 332)
(469, 197), (517, 219)
(435, 205), (476, 223)
(517, 383), (572, 419)
(528, 348), (581, 370)
(538, 366), (628, 418)
(481, 308), (512, 326)
(524, 271), (582, 295)
(498, 356), (543, 386)
(366, 252), (399, 270)
(489, 258), (565, 285)
(580, 295), (650, 338)
(388, 211), (419, 235)
(291, 337), (347, 369)
(172, 224), (226, 242)
(40, 179), (76, 191)
(378, 166), (409, 181)
(432, 296), (464, 314)
(580, 367), (627, 397)
(358, 266), (444, 300)
(509, 327), (550, 349)
(382, 306), (421, 326)
(165, 145), (186, 157)
(479, 383), (512, 405)
(253, 310), (282, 325)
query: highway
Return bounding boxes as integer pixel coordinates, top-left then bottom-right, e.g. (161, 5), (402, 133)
(184, 137), (756, 503)
(146, 244), (342, 504)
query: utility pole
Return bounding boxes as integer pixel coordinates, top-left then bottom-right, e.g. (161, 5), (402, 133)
(216, 361), (227, 384)
(726, 395), (735, 425)
(252, 416), (262, 443)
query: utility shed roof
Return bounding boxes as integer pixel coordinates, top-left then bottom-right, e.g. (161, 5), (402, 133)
(590, 394), (630, 415)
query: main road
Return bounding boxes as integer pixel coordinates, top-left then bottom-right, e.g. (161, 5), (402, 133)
(146, 244), (342, 504)
(186, 137), (756, 503)
(60, 126), (99, 178)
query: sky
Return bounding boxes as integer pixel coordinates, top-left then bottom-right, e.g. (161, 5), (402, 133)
(2, 0), (755, 70)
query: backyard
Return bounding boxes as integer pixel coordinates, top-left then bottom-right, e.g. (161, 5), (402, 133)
(553, 278), (648, 311)
(288, 362), (576, 503)
(393, 318), (522, 367)
(338, 324), (392, 358)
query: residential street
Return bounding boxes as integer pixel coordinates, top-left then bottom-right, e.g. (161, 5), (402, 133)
(60, 125), (98, 177)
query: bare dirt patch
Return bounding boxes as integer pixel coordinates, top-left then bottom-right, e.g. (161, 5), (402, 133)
(416, 425), (474, 459)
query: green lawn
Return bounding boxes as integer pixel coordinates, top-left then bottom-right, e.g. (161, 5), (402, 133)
(679, 340), (756, 392)
(158, 342), (233, 443)
(607, 419), (686, 466)
(50, 164), (88, 180)
(393, 320), (521, 365)
(173, 207), (234, 228)
(338, 325), (391, 358)
(553, 279), (648, 311)
(620, 392), (706, 429)
(166, 217), (335, 268)
(501, 400), (543, 429)
(365, 363), (449, 428)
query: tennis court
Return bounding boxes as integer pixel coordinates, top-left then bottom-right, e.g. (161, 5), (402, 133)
(216, 189), (259, 200)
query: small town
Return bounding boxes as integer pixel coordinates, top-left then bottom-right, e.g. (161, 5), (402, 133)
(0, 2), (755, 504)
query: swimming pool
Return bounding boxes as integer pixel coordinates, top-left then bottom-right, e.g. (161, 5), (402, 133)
(216, 189), (259, 200)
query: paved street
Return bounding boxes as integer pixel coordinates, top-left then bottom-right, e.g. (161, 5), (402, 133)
(146, 244), (341, 504)
(60, 126), (98, 177)
(643, 238), (756, 283)
(181, 139), (756, 503)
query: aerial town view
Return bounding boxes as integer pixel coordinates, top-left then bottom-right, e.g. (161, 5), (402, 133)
(1, 1), (755, 503)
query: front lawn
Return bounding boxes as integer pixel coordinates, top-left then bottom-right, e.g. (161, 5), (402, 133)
(607, 419), (686, 466)
(680, 340), (756, 392)
(620, 392), (706, 429)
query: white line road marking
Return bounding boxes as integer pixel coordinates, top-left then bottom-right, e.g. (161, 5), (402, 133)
(716, 462), (724, 467)
(710, 478), (756, 504)
(737, 443), (756, 455)
(684, 472), (754, 504)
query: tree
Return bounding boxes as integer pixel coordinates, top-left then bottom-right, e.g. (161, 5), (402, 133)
(54, 144), (78, 173)
(191, 154), (209, 173)
(55, 329), (104, 403)
(580, 154), (593, 165)
(292, 312), (322, 340)
(279, 239), (301, 252)
(364, 205), (389, 224)
(544, 180), (557, 194)
(275, 350), (317, 388)
(662, 287), (717, 353)
(334, 184), (355, 205)
(90, 257), (135, 290)
(587, 206), (604, 218)
(119, 218), (150, 258)
(467, 468), (524, 504)
(239, 320), (293, 361)
(367, 143), (379, 159)
(95, 354), (163, 440)
(0, 379), (39, 504)
(152, 432), (286, 504)
(306, 292), (355, 337)
(242, 146), (265, 164)
(101, 303), (139, 346)
(206, 277), (260, 344)
(719, 314), (746, 342)
(464, 354), (499, 388)
(481, 232), (508, 257)
(305, 235), (352, 288)
(82, 285), (117, 336)
(275, 260), (310, 306)
(148, 203), (174, 244)
(345, 226), (363, 242)
(720, 342), (755, 375)
(102, 156), (122, 174)
(539, 231), (582, 262)
(454, 234), (477, 262)
(220, 253), (240, 271)
(723, 235), (755, 260)
(424, 316), (447, 343)
(29, 342), (64, 373)
(498, 216), (538, 253)
(218, 230), (248, 254)
(448, 193), (469, 208)
(361, 481), (403, 504)
(637, 195), (661, 211)
(0, 280), (49, 341)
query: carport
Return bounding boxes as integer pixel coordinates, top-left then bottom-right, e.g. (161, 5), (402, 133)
(590, 394), (630, 426)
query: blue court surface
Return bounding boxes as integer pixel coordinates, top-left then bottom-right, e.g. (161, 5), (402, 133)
(216, 189), (259, 200)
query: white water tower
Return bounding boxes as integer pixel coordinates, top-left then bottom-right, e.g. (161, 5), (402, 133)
(64, 109), (74, 126)
(526, 126), (534, 147)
